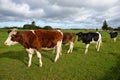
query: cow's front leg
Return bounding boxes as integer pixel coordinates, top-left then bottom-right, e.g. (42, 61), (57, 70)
(85, 44), (90, 54)
(28, 53), (33, 67)
(26, 48), (34, 67)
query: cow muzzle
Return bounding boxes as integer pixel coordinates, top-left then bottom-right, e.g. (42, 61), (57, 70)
(4, 42), (9, 46)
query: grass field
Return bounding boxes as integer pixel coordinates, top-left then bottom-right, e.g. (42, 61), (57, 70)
(0, 29), (120, 80)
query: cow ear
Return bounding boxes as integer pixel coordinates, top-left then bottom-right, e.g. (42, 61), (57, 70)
(76, 33), (79, 35)
(8, 30), (12, 34)
(79, 32), (83, 34)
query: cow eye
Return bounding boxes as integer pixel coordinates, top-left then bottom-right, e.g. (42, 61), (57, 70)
(11, 34), (16, 38)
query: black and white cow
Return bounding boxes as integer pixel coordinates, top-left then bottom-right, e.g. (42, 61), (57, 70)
(76, 32), (102, 54)
(109, 31), (118, 42)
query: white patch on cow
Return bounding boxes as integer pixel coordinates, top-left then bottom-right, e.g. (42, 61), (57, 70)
(57, 30), (63, 36)
(42, 47), (56, 53)
(90, 39), (97, 44)
(26, 48), (34, 54)
(42, 47), (55, 50)
(42, 46), (56, 53)
(4, 28), (18, 46)
(30, 30), (35, 34)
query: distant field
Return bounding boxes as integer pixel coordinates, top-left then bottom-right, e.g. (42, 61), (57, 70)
(0, 29), (120, 80)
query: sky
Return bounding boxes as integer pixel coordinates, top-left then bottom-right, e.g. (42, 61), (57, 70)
(0, 0), (120, 29)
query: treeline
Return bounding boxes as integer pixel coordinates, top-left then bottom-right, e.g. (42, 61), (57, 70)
(3, 25), (54, 30)
(102, 20), (120, 31)
(2, 21), (120, 31)
(3, 21), (55, 30)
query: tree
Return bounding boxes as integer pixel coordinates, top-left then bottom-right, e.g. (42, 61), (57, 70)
(43, 25), (53, 30)
(23, 21), (41, 29)
(32, 21), (36, 26)
(102, 20), (108, 30)
(107, 26), (113, 31)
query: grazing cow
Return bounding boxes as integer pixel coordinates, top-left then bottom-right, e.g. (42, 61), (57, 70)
(76, 32), (102, 54)
(109, 31), (118, 42)
(4, 29), (63, 67)
(62, 32), (76, 53)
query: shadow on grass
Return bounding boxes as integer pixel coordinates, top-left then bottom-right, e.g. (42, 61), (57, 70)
(41, 50), (59, 62)
(101, 53), (120, 80)
(0, 50), (55, 66)
(0, 50), (28, 66)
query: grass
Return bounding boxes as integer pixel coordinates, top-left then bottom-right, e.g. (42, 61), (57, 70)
(0, 29), (120, 80)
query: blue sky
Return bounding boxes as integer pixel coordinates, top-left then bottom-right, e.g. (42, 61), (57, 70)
(0, 0), (120, 29)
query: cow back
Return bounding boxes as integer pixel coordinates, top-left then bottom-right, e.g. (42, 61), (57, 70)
(34, 30), (63, 48)
(110, 32), (118, 38)
(62, 32), (76, 44)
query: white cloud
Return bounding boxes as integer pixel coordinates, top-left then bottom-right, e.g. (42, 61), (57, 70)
(0, 0), (45, 20)
(0, 0), (120, 28)
(0, 0), (29, 15)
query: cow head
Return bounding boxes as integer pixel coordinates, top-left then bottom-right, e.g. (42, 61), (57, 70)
(4, 28), (18, 46)
(76, 32), (83, 41)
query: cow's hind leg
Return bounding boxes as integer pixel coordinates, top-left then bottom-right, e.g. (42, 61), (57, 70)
(67, 42), (74, 53)
(97, 39), (102, 52)
(35, 50), (42, 67)
(97, 33), (102, 52)
(96, 42), (98, 50)
(54, 40), (62, 62)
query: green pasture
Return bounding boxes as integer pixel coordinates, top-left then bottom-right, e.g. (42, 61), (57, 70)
(0, 29), (120, 80)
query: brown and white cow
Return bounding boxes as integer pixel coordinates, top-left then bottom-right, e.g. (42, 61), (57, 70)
(4, 29), (63, 67)
(62, 32), (76, 53)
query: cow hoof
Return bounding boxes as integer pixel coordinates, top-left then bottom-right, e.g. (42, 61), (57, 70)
(27, 65), (31, 68)
(39, 65), (42, 67)
(54, 59), (57, 62)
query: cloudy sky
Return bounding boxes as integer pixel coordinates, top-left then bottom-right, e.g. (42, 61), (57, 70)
(0, 0), (120, 29)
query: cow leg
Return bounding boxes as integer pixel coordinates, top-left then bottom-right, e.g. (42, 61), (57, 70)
(28, 54), (33, 67)
(52, 47), (56, 54)
(85, 44), (90, 54)
(113, 38), (117, 42)
(96, 42), (98, 50)
(26, 48), (34, 67)
(97, 40), (102, 52)
(67, 42), (74, 53)
(59, 41), (62, 56)
(54, 40), (62, 62)
(96, 33), (102, 52)
(96, 42), (99, 51)
(35, 50), (42, 67)
(96, 41), (99, 51)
